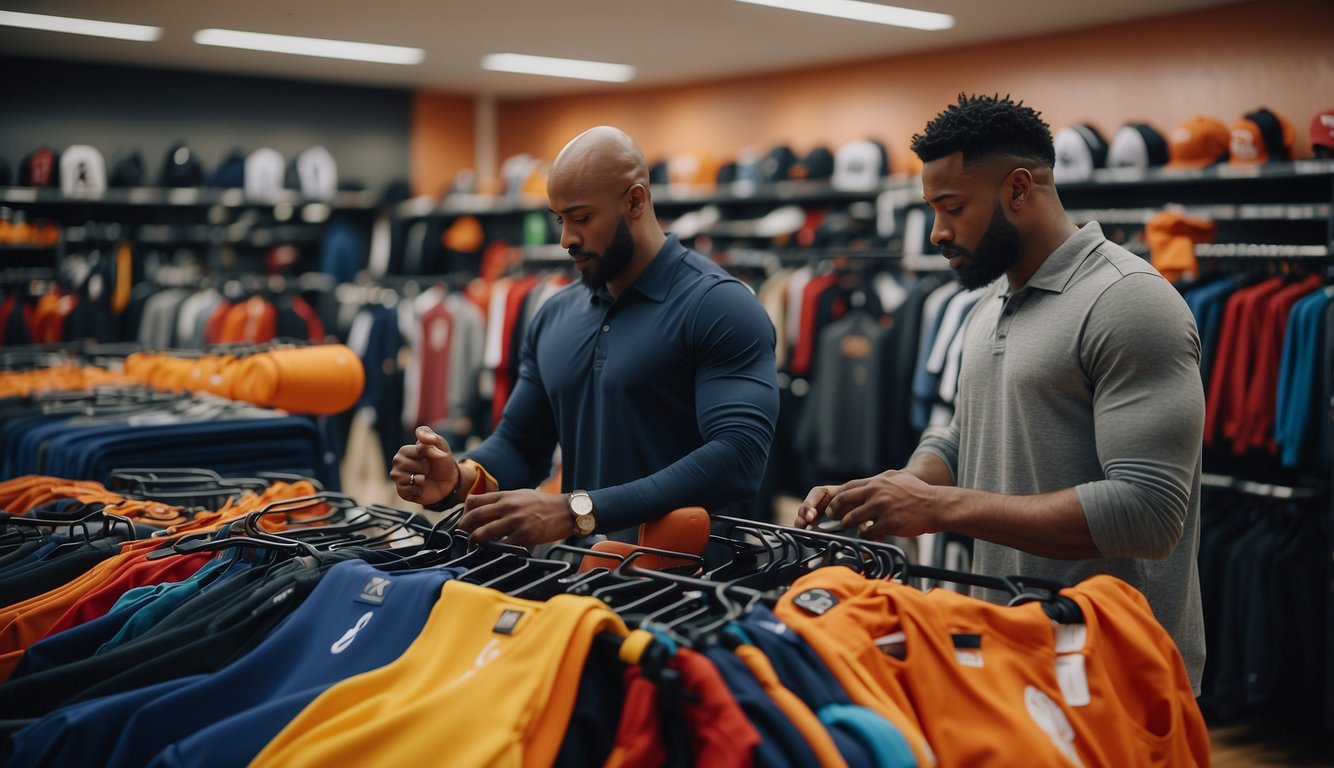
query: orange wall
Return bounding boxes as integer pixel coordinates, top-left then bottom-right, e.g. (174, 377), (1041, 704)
(410, 91), (476, 197)
(477, 0), (1332, 178)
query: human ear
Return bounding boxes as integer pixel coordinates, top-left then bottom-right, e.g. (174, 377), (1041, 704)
(625, 184), (646, 218)
(1007, 168), (1033, 210)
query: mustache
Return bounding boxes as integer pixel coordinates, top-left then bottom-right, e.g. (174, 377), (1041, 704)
(569, 248), (601, 260)
(941, 244), (970, 259)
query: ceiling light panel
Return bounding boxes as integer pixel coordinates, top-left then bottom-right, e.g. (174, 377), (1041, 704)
(736, 0), (954, 31)
(0, 10), (161, 41)
(193, 29), (424, 65)
(481, 53), (636, 83)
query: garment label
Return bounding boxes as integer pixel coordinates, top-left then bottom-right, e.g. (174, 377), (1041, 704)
(356, 575), (393, 605)
(1053, 622), (1087, 654)
(951, 632), (983, 667)
(493, 609), (525, 635)
(791, 588), (839, 616)
(954, 648), (983, 668)
(1056, 654), (1091, 707)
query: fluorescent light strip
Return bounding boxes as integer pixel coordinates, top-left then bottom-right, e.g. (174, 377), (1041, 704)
(736, 0), (953, 31)
(194, 28), (424, 65)
(0, 10), (161, 41)
(481, 53), (635, 83)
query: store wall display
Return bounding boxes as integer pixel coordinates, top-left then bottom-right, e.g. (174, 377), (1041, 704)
(470, 0), (1332, 180)
(1, 56), (411, 196)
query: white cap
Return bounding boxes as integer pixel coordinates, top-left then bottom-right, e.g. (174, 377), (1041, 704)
(832, 140), (886, 191)
(246, 148), (286, 199)
(294, 145), (338, 200)
(60, 145), (107, 197)
(1054, 128), (1092, 182)
(1107, 125), (1149, 170)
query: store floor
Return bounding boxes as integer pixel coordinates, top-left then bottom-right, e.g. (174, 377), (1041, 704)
(1209, 721), (1334, 766)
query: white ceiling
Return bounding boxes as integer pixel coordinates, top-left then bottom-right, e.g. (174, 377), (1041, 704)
(1, 0), (1245, 97)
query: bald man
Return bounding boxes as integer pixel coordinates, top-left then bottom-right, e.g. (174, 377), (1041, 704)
(393, 126), (779, 547)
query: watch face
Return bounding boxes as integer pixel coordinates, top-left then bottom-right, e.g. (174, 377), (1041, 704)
(575, 514), (597, 534)
(570, 493), (594, 516)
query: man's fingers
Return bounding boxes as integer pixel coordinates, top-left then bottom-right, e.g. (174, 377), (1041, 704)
(457, 495), (505, 531)
(415, 425), (449, 449)
(825, 485), (867, 521)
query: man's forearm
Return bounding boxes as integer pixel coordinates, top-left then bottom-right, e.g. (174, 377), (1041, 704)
(901, 450), (957, 487)
(936, 486), (1102, 560)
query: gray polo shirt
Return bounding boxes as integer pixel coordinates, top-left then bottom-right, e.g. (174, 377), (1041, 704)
(915, 221), (1206, 693)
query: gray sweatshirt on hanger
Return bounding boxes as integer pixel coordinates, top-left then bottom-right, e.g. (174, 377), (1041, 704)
(914, 221), (1206, 694)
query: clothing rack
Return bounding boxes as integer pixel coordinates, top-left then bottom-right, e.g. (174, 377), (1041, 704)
(0, 474), (1210, 767)
(1193, 243), (1330, 259)
(1200, 472), (1325, 500)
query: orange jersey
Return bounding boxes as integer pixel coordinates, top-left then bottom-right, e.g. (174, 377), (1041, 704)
(773, 567), (1208, 767)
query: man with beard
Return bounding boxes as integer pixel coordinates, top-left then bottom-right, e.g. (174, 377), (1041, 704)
(393, 126), (779, 547)
(796, 94), (1206, 694)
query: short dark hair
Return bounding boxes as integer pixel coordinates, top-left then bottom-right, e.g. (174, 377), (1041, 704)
(910, 93), (1055, 169)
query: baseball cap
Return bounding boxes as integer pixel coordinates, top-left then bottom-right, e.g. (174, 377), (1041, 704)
(205, 149), (247, 189)
(731, 147), (763, 186)
(760, 144), (797, 183)
(1107, 123), (1170, 170)
(648, 159), (670, 186)
(108, 148), (146, 187)
(442, 215), (485, 253)
(245, 148), (286, 199)
(715, 161), (738, 186)
(797, 146), (835, 181)
(832, 139), (889, 191)
(19, 146), (60, 187)
(668, 150), (719, 189)
(1165, 116), (1230, 169)
(59, 145), (107, 197)
(1053, 124), (1108, 182)
(160, 141), (204, 187)
(1228, 107), (1295, 165)
(287, 145), (338, 199)
(499, 153), (539, 196)
(1311, 109), (1334, 159)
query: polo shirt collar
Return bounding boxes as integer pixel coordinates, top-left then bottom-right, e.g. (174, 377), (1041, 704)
(591, 233), (686, 305)
(1021, 221), (1106, 294)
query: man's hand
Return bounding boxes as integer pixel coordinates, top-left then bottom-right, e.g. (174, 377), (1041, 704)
(795, 485), (840, 529)
(458, 490), (576, 548)
(391, 426), (460, 507)
(824, 471), (941, 540)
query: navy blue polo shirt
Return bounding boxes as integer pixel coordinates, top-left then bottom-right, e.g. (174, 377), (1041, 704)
(468, 234), (779, 534)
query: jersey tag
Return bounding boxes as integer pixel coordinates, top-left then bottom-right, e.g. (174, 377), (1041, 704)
(1056, 654), (1091, 707)
(791, 588), (839, 616)
(493, 608), (526, 635)
(356, 575), (393, 605)
(952, 633), (983, 668)
(1053, 621), (1087, 654)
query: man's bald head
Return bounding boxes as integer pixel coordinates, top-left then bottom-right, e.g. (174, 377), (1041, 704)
(549, 125), (650, 200)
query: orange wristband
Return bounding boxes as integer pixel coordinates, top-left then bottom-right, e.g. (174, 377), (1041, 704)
(425, 459), (495, 511)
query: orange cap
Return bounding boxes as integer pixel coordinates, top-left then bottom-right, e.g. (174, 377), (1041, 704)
(1165, 115), (1231, 169)
(1229, 108), (1295, 165)
(442, 215), (485, 253)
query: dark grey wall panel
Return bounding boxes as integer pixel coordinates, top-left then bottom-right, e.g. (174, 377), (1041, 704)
(0, 56), (411, 195)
